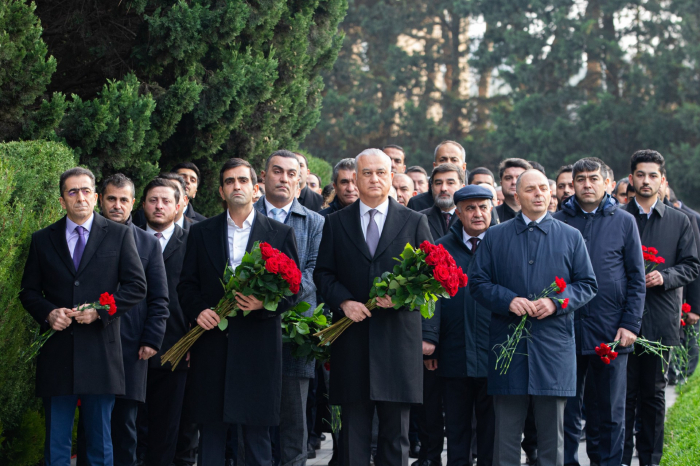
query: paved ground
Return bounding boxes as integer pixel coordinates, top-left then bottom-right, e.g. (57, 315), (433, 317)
(307, 385), (679, 466)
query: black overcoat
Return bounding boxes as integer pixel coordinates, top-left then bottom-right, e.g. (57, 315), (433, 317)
(419, 204), (461, 240)
(298, 186), (323, 212)
(314, 198), (433, 404)
(622, 200), (700, 345)
(407, 190), (434, 211)
(20, 214), (147, 397)
(149, 225), (189, 371)
(178, 211), (300, 425)
(119, 222), (169, 401)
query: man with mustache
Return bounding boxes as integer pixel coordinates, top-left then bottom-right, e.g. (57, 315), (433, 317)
(407, 141), (468, 212)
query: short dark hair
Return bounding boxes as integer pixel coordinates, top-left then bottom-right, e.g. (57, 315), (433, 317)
(572, 157), (605, 179)
(382, 144), (405, 159)
(142, 177), (182, 203)
(309, 173), (321, 185)
(100, 173), (135, 198)
(293, 152), (308, 167)
(498, 158), (532, 180)
(434, 140), (466, 162)
(468, 167), (495, 184)
(332, 158), (356, 184)
(630, 149), (665, 174)
(605, 164), (614, 181)
(171, 162), (201, 185)
(626, 183), (636, 195)
(60, 167), (96, 197)
(406, 165), (428, 177)
(219, 158), (257, 187)
(555, 165), (574, 184)
(159, 173), (186, 202)
(431, 163), (465, 185)
(527, 161), (546, 175)
(265, 149), (301, 171)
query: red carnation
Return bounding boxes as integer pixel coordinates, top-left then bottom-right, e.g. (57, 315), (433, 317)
(595, 346), (605, 356)
(648, 247), (658, 255)
(99, 292), (117, 316)
(601, 356), (611, 364)
(561, 298), (569, 309)
(657, 256), (665, 264)
(554, 276), (567, 294)
(683, 303), (691, 314)
(609, 351), (618, 361)
(681, 319), (687, 327)
(642, 245), (648, 252)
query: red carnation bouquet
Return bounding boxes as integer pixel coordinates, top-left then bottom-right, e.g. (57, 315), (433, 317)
(673, 303), (700, 384)
(642, 245), (665, 273)
(493, 276), (568, 375)
(23, 292), (117, 361)
(596, 338), (671, 366)
(161, 241), (300, 369)
(314, 241), (468, 345)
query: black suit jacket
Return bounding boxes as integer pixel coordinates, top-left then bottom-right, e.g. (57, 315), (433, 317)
(185, 202), (207, 222)
(314, 198), (433, 404)
(119, 222), (169, 401)
(149, 225), (190, 371)
(20, 214), (147, 397)
(178, 211), (300, 425)
(407, 190), (434, 211)
(298, 185), (323, 212)
(420, 204), (461, 241)
(495, 202), (518, 222)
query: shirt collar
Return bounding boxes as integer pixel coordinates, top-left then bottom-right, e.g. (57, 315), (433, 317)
(359, 198), (390, 217)
(462, 230), (486, 244)
(146, 222), (176, 240)
(227, 207), (256, 228)
(66, 213), (95, 233)
(521, 211), (548, 225)
(635, 198), (658, 218)
(264, 198), (293, 215)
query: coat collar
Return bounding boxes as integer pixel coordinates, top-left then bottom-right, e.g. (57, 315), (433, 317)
(561, 193), (617, 218)
(629, 197), (665, 218)
(50, 213), (110, 276)
(513, 211), (554, 235)
(162, 224), (185, 261)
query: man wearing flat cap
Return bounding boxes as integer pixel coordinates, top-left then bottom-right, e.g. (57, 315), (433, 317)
(423, 185), (497, 465)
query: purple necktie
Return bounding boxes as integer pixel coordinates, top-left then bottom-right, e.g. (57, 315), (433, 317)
(366, 209), (380, 257)
(443, 212), (452, 230)
(469, 237), (480, 252)
(73, 226), (86, 270)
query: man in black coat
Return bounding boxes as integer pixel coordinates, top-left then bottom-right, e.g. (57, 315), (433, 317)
(296, 152), (324, 212)
(621, 150), (700, 466)
(407, 141), (468, 212)
(420, 163), (465, 240)
(173, 161), (208, 221)
(553, 158), (646, 466)
(20, 167), (147, 466)
(138, 177), (191, 466)
(494, 158), (531, 223)
(423, 186), (496, 466)
(178, 158), (300, 466)
(314, 149), (433, 466)
(319, 158), (359, 216)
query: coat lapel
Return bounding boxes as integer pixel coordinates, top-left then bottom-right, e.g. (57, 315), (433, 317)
(246, 211), (277, 252)
(427, 205), (445, 238)
(163, 225), (184, 261)
(76, 214), (108, 276)
(49, 216), (77, 275)
(374, 198), (411, 259)
(204, 212), (229, 273)
(338, 201), (372, 261)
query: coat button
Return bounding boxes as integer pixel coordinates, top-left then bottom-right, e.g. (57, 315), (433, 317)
(529, 228), (534, 232)
(528, 294), (533, 299)
(74, 281), (80, 286)
(528, 260), (534, 264)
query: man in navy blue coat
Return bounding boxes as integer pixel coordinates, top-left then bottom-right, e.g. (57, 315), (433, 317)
(423, 185), (496, 466)
(469, 169), (598, 466)
(553, 158), (645, 466)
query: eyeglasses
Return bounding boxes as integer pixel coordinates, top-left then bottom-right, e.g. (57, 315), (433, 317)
(65, 188), (94, 197)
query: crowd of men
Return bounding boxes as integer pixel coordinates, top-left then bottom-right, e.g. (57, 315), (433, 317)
(20, 142), (700, 466)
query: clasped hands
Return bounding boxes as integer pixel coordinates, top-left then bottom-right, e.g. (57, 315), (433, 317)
(341, 295), (394, 323)
(47, 307), (99, 330)
(509, 297), (556, 320)
(197, 293), (264, 330)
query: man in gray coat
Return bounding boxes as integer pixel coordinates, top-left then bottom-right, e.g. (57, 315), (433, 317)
(255, 150), (324, 466)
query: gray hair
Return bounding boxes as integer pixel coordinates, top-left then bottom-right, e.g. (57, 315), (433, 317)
(356, 148), (391, 170)
(433, 140), (466, 162)
(332, 158), (356, 184)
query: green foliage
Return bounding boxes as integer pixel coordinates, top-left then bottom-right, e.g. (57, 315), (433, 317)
(662, 371), (700, 465)
(281, 302), (331, 362)
(0, 141), (75, 459)
(0, 410), (45, 466)
(305, 152), (333, 186)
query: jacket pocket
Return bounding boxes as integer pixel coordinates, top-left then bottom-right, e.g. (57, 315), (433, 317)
(614, 278), (627, 308)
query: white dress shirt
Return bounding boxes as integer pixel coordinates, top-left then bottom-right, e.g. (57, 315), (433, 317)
(175, 215), (184, 229)
(146, 223), (176, 252)
(359, 198), (390, 240)
(228, 208), (256, 269)
(66, 214), (95, 258)
(462, 230), (486, 251)
(521, 211), (548, 225)
(265, 198), (293, 224)
(637, 199), (658, 219)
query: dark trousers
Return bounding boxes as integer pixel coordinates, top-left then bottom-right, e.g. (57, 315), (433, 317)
(273, 376), (310, 466)
(564, 353), (627, 466)
(44, 394), (115, 466)
(173, 422), (199, 466)
(493, 395), (566, 466)
(199, 422), (272, 466)
(340, 400), (410, 466)
(623, 348), (670, 466)
(442, 377), (494, 466)
(143, 369), (188, 466)
(77, 398), (139, 466)
(521, 403), (538, 461)
(417, 367), (445, 462)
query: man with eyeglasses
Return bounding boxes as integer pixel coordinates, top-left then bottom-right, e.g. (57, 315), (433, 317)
(20, 167), (147, 466)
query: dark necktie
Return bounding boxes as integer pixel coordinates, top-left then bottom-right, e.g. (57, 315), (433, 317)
(528, 221), (537, 228)
(154, 232), (163, 239)
(366, 209), (380, 257)
(469, 237), (480, 252)
(73, 226), (86, 270)
(442, 212), (452, 230)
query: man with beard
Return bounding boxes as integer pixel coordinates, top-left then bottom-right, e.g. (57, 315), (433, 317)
(553, 158), (645, 466)
(420, 164), (465, 241)
(494, 159), (532, 223)
(407, 141), (468, 211)
(320, 158), (360, 216)
(621, 150), (700, 466)
(555, 165), (574, 206)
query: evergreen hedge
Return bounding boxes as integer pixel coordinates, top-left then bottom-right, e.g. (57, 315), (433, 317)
(0, 140), (76, 465)
(662, 372), (700, 466)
